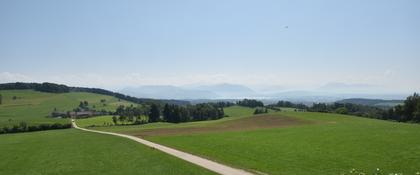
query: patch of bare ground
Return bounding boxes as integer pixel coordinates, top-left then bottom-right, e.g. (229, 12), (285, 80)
(132, 114), (313, 137)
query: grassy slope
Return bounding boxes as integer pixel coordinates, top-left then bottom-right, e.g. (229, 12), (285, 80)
(0, 90), (136, 127)
(76, 115), (116, 127)
(0, 129), (214, 175)
(143, 112), (420, 175)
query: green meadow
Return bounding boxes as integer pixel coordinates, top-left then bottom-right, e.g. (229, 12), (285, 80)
(0, 90), (136, 127)
(145, 112), (420, 175)
(86, 106), (420, 175)
(0, 129), (214, 175)
(2, 90), (420, 175)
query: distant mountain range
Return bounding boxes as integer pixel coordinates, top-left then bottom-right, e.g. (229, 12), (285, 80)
(336, 98), (404, 107)
(120, 85), (217, 99)
(120, 83), (258, 99)
(119, 83), (409, 103)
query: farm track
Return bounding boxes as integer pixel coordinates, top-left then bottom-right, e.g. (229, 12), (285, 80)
(72, 119), (255, 175)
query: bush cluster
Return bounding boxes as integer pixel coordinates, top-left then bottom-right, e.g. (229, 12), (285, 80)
(0, 122), (71, 134)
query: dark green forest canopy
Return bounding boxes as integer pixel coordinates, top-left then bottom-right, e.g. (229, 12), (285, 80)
(237, 99), (264, 108)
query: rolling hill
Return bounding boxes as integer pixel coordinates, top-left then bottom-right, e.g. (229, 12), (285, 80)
(0, 89), (137, 127)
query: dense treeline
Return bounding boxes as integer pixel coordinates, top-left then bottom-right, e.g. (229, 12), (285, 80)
(308, 102), (385, 118)
(273, 93), (420, 123)
(384, 93), (420, 122)
(275, 100), (307, 109)
(0, 122), (71, 134)
(163, 103), (225, 123)
(113, 105), (149, 125)
(113, 102), (226, 125)
(35, 83), (70, 93)
(237, 99), (264, 108)
(273, 100), (389, 119)
(0, 82), (70, 93)
(0, 82), (189, 105)
(0, 82), (40, 90)
(212, 101), (235, 108)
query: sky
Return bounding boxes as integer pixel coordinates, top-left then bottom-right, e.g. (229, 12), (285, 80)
(0, 0), (419, 93)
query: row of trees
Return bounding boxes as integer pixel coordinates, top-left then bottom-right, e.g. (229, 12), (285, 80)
(0, 82), (70, 93)
(237, 99), (264, 108)
(163, 103), (225, 123)
(308, 102), (385, 119)
(275, 100), (307, 109)
(384, 93), (420, 122)
(0, 122), (71, 134)
(112, 102), (226, 125)
(113, 105), (149, 125)
(272, 100), (389, 119)
(212, 101), (235, 108)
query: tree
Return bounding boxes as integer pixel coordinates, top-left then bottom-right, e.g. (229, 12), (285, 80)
(413, 103), (420, 122)
(237, 99), (264, 108)
(112, 116), (118, 125)
(19, 122), (28, 131)
(163, 104), (171, 122)
(118, 115), (127, 124)
(403, 93), (420, 121)
(254, 107), (268, 114)
(335, 107), (348, 114)
(149, 104), (160, 122)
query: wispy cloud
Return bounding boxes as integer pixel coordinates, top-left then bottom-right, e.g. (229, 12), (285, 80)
(0, 72), (33, 82)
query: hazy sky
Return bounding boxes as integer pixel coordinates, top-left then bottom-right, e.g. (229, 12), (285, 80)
(1, 0), (419, 92)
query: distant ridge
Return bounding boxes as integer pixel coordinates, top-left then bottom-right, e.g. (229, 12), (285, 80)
(121, 83), (258, 99)
(336, 98), (403, 107)
(0, 82), (189, 105)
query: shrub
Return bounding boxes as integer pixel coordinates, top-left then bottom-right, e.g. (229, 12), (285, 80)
(0, 122), (72, 135)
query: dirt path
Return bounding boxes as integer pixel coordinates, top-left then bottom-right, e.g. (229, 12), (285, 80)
(71, 119), (254, 175)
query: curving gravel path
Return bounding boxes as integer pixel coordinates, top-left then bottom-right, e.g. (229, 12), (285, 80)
(71, 119), (254, 175)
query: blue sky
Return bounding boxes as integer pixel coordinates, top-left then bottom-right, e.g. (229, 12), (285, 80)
(0, 0), (419, 92)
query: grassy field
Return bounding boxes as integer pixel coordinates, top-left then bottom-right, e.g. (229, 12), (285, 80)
(4, 91), (420, 175)
(76, 115), (116, 127)
(0, 129), (214, 175)
(143, 112), (420, 174)
(0, 90), (136, 127)
(86, 106), (420, 175)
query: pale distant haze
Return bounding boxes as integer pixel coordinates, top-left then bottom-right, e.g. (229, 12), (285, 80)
(1, 0), (419, 98)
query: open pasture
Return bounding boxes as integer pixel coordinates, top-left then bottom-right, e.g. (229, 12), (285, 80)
(0, 90), (136, 127)
(135, 111), (420, 174)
